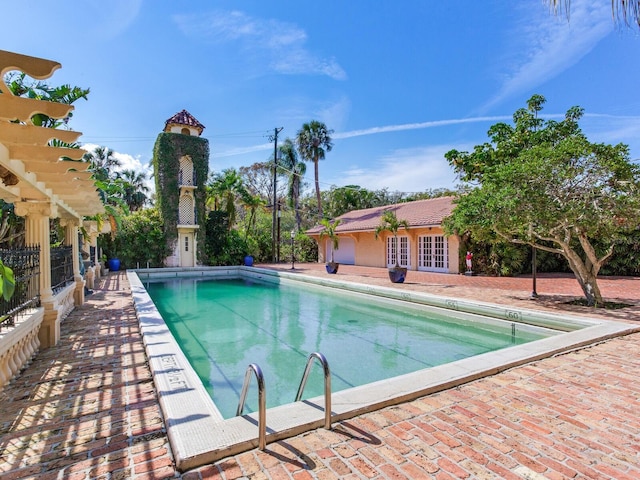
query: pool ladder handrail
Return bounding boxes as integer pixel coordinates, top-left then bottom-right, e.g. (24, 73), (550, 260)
(295, 352), (332, 429)
(236, 363), (266, 450)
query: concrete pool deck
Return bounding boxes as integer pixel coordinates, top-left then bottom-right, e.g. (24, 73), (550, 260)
(1, 265), (640, 479)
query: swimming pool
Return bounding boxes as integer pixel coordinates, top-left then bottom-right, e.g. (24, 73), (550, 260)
(129, 267), (632, 471)
(144, 276), (553, 418)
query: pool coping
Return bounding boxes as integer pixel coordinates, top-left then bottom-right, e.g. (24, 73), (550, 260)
(128, 267), (638, 471)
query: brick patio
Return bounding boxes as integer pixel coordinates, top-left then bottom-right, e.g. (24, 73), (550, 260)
(1, 266), (639, 479)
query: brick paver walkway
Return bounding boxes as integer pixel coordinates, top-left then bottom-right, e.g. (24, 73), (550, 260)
(1, 266), (639, 479)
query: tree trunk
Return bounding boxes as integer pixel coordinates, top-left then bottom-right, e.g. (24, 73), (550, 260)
(394, 235), (400, 268)
(314, 158), (323, 219)
(573, 270), (603, 307)
(565, 251), (604, 306)
(293, 183), (302, 231)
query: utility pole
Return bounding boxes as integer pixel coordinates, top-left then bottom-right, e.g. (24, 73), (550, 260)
(269, 127), (283, 263)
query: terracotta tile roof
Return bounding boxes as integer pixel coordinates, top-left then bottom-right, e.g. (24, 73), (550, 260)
(164, 109), (205, 131)
(307, 196), (455, 234)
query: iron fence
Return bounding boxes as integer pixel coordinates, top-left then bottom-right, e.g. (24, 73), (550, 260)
(51, 245), (73, 294)
(0, 245), (40, 329)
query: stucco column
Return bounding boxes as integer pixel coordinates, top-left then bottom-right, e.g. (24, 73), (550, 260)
(14, 201), (59, 347)
(60, 218), (85, 305)
(89, 228), (100, 281)
(82, 220), (101, 281)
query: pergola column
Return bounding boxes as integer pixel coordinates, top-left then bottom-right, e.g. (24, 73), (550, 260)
(60, 217), (85, 305)
(14, 201), (59, 347)
(84, 220), (101, 282)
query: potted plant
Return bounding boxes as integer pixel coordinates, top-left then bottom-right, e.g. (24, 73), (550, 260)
(319, 218), (341, 274)
(101, 254), (109, 274)
(106, 240), (121, 272)
(107, 256), (120, 272)
(375, 210), (410, 283)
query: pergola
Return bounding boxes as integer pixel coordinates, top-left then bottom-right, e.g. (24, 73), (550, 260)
(0, 49), (105, 349)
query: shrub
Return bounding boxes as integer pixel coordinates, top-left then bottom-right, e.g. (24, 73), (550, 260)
(103, 208), (169, 269)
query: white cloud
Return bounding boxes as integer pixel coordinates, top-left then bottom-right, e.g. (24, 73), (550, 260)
(327, 145), (462, 192)
(173, 10), (346, 80)
(214, 142), (273, 158)
(112, 151), (150, 175)
(334, 116), (513, 140)
(582, 113), (640, 157)
(82, 143), (154, 193)
(314, 96), (352, 132)
(482, 1), (611, 111)
(84, 0), (143, 38)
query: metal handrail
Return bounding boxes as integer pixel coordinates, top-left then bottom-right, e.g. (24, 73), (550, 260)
(295, 352), (332, 429)
(236, 363), (266, 450)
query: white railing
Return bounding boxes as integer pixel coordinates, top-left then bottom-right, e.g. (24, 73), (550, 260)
(0, 309), (43, 389)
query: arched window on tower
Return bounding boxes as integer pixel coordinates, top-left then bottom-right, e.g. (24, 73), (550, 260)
(179, 155), (195, 186)
(181, 127), (191, 135)
(179, 192), (195, 225)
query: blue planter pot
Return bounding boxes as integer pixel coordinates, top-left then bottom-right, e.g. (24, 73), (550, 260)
(388, 267), (407, 283)
(325, 262), (339, 274)
(244, 255), (254, 267)
(108, 258), (121, 272)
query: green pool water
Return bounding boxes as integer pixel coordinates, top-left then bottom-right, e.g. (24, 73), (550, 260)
(145, 277), (551, 418)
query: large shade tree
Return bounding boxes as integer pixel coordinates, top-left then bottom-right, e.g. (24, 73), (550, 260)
(239, 161), (287, 201)
(325, 185), (378, 218)
(444, 95), (640, 306)
(296, 120), (333, 220)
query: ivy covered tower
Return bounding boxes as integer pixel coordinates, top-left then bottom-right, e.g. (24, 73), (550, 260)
(152, 110), (209, 267)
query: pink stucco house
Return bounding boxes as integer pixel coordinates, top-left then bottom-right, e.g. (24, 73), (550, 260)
(307, 196), (460, 274)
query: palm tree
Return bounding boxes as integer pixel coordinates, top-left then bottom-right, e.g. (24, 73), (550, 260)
(84, 146), (121, 183)
(207, 168), (246, 230)
(239, 191), (266, 241)
(296, 120), (333, 220)
(319, 218), (341, 264)
(83, 146), (128, 236)
(545, 0), (639, 28)
(278, 138), (307, 231)
(374, 210), (410, 268)
(118, 169), (149, 212)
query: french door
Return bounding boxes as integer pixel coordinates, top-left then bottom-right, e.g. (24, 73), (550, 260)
(386, 236), (410, 268)
(418, 235), (448, 272)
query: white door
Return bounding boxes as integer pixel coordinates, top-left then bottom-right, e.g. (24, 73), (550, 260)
(386, 236), (410, 268)
(418, 235), (448, 272)
(180, 233), (194, 267)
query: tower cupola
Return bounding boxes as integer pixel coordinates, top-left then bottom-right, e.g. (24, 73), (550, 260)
(163, 109), (205, 137)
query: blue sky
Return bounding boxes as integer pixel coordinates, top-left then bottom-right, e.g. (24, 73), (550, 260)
(3, 1), (640, 196)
